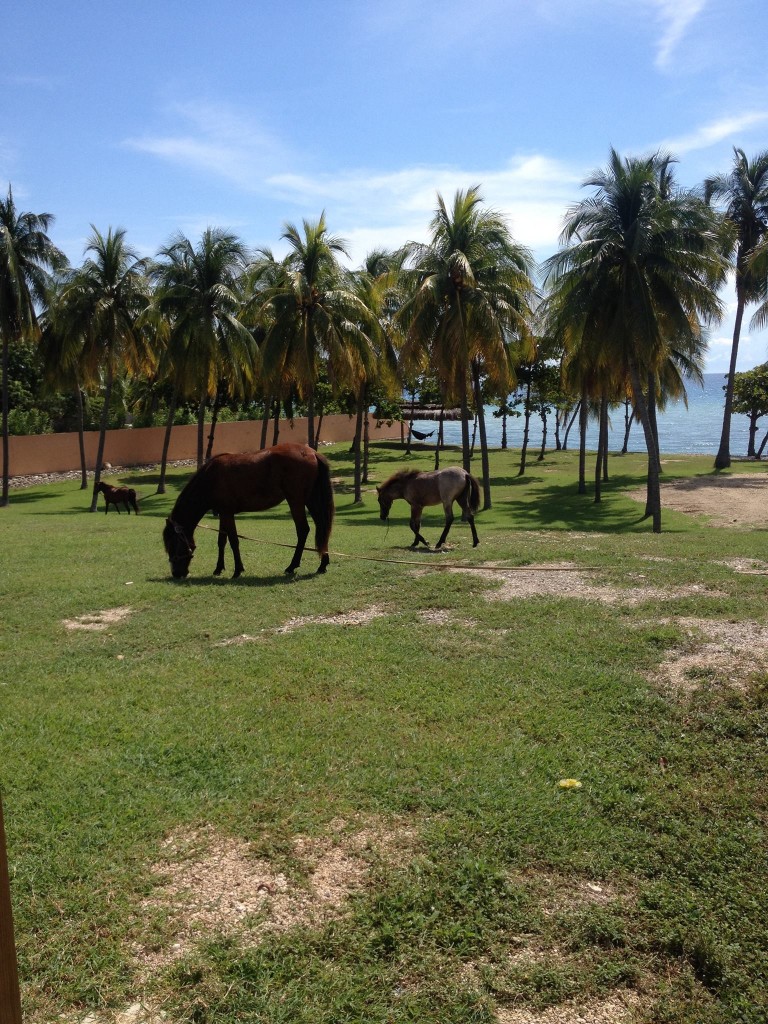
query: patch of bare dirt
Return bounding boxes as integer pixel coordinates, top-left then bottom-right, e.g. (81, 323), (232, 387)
(452, 563), (715, 606)
(715, 556), (768, 575)
(63, 607), (133, 631)
(509, 870), (625, 918)
(136, 819), (417, 973)
(216, 605), (387, 645)
(496, 990), (643, 1024)
(417, 607), (479, 628)
(654, 616), (768, 692)
(629, 473), (768, 527)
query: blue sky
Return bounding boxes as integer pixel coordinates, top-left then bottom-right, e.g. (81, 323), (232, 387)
(3, 0), (767, 373)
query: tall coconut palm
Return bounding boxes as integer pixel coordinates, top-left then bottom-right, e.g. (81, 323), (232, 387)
(0, 185), (66, 505)
(399, 188), (535, 505)
(544, 150), (723, 531)
(151, 228), (256, 479)
(252, 215), (376, 448)
(60, 227), (152, 510)
(705, 148), (768, 469)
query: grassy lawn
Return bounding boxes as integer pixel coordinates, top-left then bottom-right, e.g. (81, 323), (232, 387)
(1, 443), (767, 1023)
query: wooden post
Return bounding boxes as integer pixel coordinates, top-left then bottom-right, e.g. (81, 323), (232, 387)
(0, 793), (22, 1024)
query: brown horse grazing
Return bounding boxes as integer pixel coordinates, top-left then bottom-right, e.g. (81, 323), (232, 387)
(162, 443), (335, 579)
(376, 466), (480, 549)
(96, 481), (139, 514)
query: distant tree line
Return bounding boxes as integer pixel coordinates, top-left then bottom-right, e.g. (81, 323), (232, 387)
(3, 146), (768, 528)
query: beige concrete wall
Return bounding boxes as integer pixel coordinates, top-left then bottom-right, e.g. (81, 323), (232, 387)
(8, 415), (402, 477)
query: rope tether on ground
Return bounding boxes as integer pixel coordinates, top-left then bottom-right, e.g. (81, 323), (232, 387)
(191, 521), (599, 572)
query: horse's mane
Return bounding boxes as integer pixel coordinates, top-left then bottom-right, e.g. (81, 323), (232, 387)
(379, 468), (422, 489)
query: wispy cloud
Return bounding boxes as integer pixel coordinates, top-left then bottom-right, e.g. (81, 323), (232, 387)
(659, 111), (768, 155)
(651, 0), (706, 69)
(124, 102), (291, 191)
(266, 155), (584, 263)
(124, 100), (585, 263)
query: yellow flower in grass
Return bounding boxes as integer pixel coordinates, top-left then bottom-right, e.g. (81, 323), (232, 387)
(558, 778), (583, 789)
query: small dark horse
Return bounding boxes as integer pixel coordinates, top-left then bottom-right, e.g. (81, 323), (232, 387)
(162, 443), (335, 579)
(96, 481), (139, 514)
(376, 466), (480, 548)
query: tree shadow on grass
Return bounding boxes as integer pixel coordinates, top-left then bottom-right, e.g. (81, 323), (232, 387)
(494, 475), (671, 534)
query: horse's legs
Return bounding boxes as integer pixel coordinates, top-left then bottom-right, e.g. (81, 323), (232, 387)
(435, 502), (454, 548)
(285, 499), (310, 574)
(214, 519), (228, 575)
(457, 490), (479, 546)
(219, 514), (244, 578)
(409, 506), (429, 548)
(467, 514), (479, 546)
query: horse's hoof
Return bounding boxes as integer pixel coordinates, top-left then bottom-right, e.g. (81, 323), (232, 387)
(284, 566), (297, 575)
(232, 570), (243, 579)
(473, 540), (480, 547)
(213, 568), (223, 576)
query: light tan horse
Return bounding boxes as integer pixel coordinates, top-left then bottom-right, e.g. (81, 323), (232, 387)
(376, 467), (480, 548)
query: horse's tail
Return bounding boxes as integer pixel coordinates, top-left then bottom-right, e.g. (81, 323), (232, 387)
(307, 452), (335, 557)
(130, 488), (139, 514)
(465, 472), (481, 514)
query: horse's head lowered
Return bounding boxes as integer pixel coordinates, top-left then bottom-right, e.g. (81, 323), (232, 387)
(163, 518), (196, 578)
(375, 483), (393, 521)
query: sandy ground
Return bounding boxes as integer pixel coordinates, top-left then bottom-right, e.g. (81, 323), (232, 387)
(631, 471), (768, 527)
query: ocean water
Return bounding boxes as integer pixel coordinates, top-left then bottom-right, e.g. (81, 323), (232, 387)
(408, 374), (757, 457)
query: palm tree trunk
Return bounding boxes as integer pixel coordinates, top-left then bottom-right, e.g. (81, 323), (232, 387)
(460, 374), (472, 472)
(518, 374), (532, 477)
(747, 413), (758, 457)
(621, 400), (635, 454)
(594, 398), (608, 502)
(205, 388), (221, 463)
(472, 359), (492, 509)
(196, 394), (206, 468)
(307, 389), (316, 450)
(272, 399), (280, 446)
(629, 360), (661, 532)
(647, 372), (662, 476)
(0, 794), (23, 1024)
(363, 387), (370, 484)
(501, 406), (508, 450)
(406, 387), (417, 454)
(260, 394), (272, 450)
(578, 389), (588, 494)
(715, 291), (746, 469)
(1, 335), (10, 507)
(434, 405), (445, 470)
(90, 361), (114, 511)
(563, 402), (580, 451)
(537, 407), (547, 461)
(353, 387), (364, 503)
(76, 384), (88, 489)
(157, 388), (177, 495)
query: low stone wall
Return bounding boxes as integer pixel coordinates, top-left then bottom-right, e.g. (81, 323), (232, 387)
(7, 415), (402, 477)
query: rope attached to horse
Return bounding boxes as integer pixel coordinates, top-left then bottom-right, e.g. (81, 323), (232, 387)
(192, 521), (596, 572)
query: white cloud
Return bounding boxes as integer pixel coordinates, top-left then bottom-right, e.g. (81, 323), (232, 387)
(659, 112), (768, 156)
(124, 101), (291, 191)
(650, 0), (706, 69)
(267, 155), (583, 264)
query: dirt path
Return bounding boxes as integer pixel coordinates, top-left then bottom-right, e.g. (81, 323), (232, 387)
(630, 472), (768, 527)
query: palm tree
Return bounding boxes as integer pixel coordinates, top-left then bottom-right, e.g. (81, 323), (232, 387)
(544, 150), (723, 531)
(0, 185), (66, 505)
(705, 149), (768, 469)
(252, 214), (376, 449)
(150, 228), (256, 480)
(60, 227), (152, 510)
(39, 275), (93, 489)
(399, 188), (535, 505)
